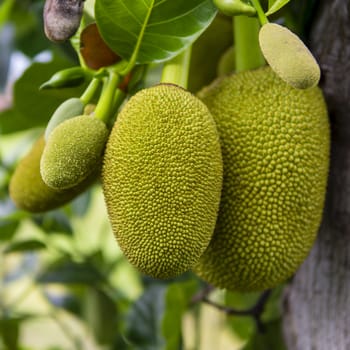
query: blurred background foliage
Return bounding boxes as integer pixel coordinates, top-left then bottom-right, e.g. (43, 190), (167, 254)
(0, 0), (316, 349)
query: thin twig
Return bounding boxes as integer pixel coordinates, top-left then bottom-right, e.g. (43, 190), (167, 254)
(191, 284), (215, 304)
(193, 286), (272, 333)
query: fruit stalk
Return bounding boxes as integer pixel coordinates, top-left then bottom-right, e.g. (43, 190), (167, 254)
(94, 72), (121, 123)
(161, 46), (192, 89)
(80, 78), (101, 105)
(233, 15), (265, 72)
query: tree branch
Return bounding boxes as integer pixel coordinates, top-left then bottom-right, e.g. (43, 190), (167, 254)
(192, 285), (272, 332)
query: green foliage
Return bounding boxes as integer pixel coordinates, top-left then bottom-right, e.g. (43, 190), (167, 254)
(0, 56), (86, 134)
(242, 320), (286, 350)
(0, 316), (20, 350)
(266, 0), (292, 16)
(125, 280), (198, 349)
(4, 239), (46, 254)
(95, 0), (217, 64)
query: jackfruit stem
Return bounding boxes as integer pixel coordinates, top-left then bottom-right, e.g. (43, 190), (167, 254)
(80, 78), (101, 105)
(94, 72), (122, 123)
(160, 46), (191, 89)
(250, 0), (268, 25)
(234, 16), (265, 72)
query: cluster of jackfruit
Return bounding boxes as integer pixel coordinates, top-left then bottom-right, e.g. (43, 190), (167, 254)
(9, 18), (330, 293)
(99, 67), (329, 292)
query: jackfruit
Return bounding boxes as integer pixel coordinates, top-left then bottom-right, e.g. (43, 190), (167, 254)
(102, 84), (223, 279)
(41, 115), (108, 190)
(195, 66), (329, 291)
(45, 98), (85, 141)
(259, 23), (320, 89)
(9, 136), (96, 213)
(188, 14), (233, 93)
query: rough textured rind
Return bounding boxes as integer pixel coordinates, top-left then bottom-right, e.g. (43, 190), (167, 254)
(9, 136), (97, 213)
(259, 23), (320, 89)
(195, 66), (330, 291)
(102, 84), (223, 279)
(41, 115), (108, 190)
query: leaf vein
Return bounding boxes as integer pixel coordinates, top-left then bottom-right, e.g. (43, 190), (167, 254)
(147, 2), (206, 27)
(153, 0), (167, 8)
(119, 0), (143, 26)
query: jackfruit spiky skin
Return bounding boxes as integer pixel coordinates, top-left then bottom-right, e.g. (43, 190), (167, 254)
(259, 23), (320, 89)
(195, 66), (329, 292)
(102, 84), (223, 279)
(9, 136), (96, 213)
(41, 115), (108, 190)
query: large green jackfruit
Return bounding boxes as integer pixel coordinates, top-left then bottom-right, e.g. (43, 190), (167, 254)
(9, 136), (96, 213)
(195, 66), (330, 291)
(41, 115), (108, 190)
(102, 84), (223, 279)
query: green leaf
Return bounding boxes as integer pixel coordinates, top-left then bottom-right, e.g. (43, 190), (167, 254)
(83, 287), (118, 345)
(0, 56), (86, 134)
(125, 284), (166, 349)
(261, 285), (284, 323)
(95, 0), (217, 64)
(268, 0), (276, 8)
(4, 239), (46, 254)
(162, 280), (198, 350)
(0, 316), (20, 350)
(0, 0), (15, 27)
(36, 260), (103, 285)
(241, 319), (287, 350)
(33, 211), (73, 235)
(125, 280), (197, 350)
(266, 0), (291, 15)
(9, 2), (52, 57)
(0, 220), (18, 242)
(225, 291), (259, 340)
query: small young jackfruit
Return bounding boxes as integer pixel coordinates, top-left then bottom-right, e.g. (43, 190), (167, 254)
(102, 84), (223, 279)
(259, 23), (320, 89)
(195, 67), (329, 292)
(41, 115), (108, 190)
(9, 136), (96, 213)
(45, 97), (85, 141)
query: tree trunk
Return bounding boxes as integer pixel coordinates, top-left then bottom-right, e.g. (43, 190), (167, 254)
(282, 1), (350, 349)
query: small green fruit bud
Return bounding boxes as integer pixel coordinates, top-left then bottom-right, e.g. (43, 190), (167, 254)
(40, 67), (90, 90)
(41, 115), (109, 190)
(259, 23), (321, 89)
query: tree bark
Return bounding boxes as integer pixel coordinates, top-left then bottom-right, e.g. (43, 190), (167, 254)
(283, 1), (350, 349)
